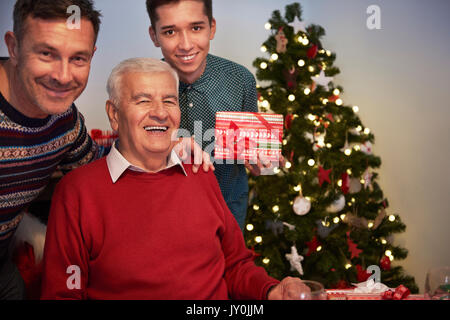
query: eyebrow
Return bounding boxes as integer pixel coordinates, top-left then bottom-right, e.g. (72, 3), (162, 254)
(131, 93), (178, 101)
(33, 43), (92, 57)
(160, 21), (207, 30)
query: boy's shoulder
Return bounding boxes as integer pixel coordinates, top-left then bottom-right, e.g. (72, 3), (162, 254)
(207, 54), (253, 79)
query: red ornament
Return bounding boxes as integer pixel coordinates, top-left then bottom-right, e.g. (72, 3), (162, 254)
(328, 94), (339, 103)
(318, 166), (332, 186)
(307, 44), (318, 59)
(346, 231), (362, 259)
(305, 235), (321, 256)
(356, 265), (371, 282)
(380, 255), (391, 271)
(382, 285), (411, 300)
(341, 172), (350, 194)
(284, 113), (294, 130)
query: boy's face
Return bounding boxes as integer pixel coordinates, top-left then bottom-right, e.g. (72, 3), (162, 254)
(149, 0), (216, 84)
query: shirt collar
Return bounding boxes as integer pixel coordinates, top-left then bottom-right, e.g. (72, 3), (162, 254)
(106, 141), (187, 183)
(179, 54), (213, 94)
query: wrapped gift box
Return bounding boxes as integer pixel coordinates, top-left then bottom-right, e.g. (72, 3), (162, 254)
(214, 112), (283, 161)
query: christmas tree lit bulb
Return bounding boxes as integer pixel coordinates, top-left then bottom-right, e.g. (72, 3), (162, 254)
(253, 204), (260, 210)
(285, 161), (292, 169)
(270, 53), (279, 61)
(262, 258), (270, 264)
(308, 66), (315, 72)
(283, 139), (287, 145)
(360, 178), (365, 184)
(368, 221), (374, 229)
(255, 236), (262, 243)
(302, 38), (309, 46)
(261, 100), (270, 108)
(246, 224), (254, 231)
(333, 217), (340, 224)
(326, 50), (331, 56)
(344, 148), (352, 156)
(322, 98), (328, 105)
(260, 45), (267, 53)
(347, 169), (352, 175)
(345, 263), (352, 269)
(264, 22), (271, 30)
(293, 185), (301, 192)
(307, 159), (315, 166)
(273, 167), (280, 174)
(272, 205), (280, 213)
(353, 106), (359, 113)
(364, 128), (371, 135)
(351, 198), (356, 203)
(337, 179), (342, 187)
(326, 143), (332, 148)
(304, 88), (311, 95)
(389, 215), (396, 222)
(336, 98), (343, 106)
(381, 238), (387, 245)
(353, 145), (361, 151)
(260, 62), (268, 70)
(356, 125), (362, 132)
(297, 59), (305, 67)
(307, 114), (316, 121)
(389, 255), (394, 261)
(333, 88), (340, 95)
(288, 94), (296, 102)
(305, 196), (311, 201)
(385, 250), (392, 257)
(340, 214), (346, 220)
(316, 246), (322, 252)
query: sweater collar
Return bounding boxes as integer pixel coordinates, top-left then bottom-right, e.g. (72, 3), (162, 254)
(106, 141), (187, 183)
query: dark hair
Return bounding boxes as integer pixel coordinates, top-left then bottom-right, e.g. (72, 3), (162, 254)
(13, 0), (102, 44)
(146, 0), (213, 27)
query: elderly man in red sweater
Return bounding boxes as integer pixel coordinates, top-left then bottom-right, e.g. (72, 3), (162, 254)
(40, 58), (309, 300)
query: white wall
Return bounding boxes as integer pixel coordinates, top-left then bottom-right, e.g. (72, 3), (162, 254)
(1, 0), (449, 293)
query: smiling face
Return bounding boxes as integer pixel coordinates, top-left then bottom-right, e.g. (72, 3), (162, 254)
(149, 0), (216, 84)
(107, 71), (181, 170)
(6, 16), (96, 118)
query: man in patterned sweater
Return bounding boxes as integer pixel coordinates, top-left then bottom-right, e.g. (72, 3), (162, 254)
(147, 0), (275, 231)
(0, 0), (211, 299)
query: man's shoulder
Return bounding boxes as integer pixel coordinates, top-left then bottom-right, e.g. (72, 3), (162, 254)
(59, 157), (108, 187)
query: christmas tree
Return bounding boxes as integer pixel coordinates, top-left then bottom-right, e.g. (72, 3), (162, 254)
(244, 2), (418, 292)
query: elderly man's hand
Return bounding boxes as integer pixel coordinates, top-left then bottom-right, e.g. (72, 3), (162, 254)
(267, 277), (311, 300)
(174, 136), (215, 173)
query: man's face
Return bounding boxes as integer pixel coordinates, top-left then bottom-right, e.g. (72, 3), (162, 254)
(109, 71), (181, 167)
(10, 17), (96, 118)
(149, 0), (216, 84)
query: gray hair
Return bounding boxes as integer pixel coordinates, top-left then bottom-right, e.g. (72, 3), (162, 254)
(106, 57), (179, 105)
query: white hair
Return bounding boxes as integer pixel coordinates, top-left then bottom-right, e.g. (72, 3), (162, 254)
(106, 57), (179, 105)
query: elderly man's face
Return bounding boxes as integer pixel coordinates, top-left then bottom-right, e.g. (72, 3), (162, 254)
(109, 71), (181, 167)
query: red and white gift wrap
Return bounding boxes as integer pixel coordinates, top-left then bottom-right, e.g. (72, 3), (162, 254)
(214, 112), (284, 161)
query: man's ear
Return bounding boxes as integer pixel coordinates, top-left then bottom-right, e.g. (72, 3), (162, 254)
(149, 26), (160, 47)
(4, 31), (20, 66)
(209, 18), (217, 41)
(106, 100), (119, 132)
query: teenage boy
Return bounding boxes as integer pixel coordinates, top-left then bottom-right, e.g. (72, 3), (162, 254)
(147, 0), (272, 230)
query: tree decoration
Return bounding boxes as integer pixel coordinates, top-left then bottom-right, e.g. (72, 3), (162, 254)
(346, 231), (363, 259)
(288, 16), (307, 34)
(326, 194), (346, 213)
(307, 43), (318, 59)
(292, 194), (311, 216)
(275, 27), (288, 53)
(318, 166), (332, 186)
(285, 245), (304, 275)
(311, 69), (333, 90)
(283, 67), (298, 90)
(305, 235), (321, 256)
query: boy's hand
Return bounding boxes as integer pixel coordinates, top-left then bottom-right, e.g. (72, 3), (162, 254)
(174, 136), (215, 173)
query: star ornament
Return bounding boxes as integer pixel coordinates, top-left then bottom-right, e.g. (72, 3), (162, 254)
(288, 16), (307, 34)
(311, 70), (333, 90)
(285, 245), (304, 275)
(346, 231), (363, 259)
(318, 166), (332, 186)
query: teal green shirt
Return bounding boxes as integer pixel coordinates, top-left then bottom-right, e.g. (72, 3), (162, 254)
(178, 54), (258, 228)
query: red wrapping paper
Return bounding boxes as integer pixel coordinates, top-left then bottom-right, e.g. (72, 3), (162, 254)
(214, 112), (283, 161)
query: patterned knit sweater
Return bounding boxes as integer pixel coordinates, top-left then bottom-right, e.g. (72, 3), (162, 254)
(0, 90), (106, 266)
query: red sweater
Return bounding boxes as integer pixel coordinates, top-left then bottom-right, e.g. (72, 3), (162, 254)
(41, 158), (279, 299)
